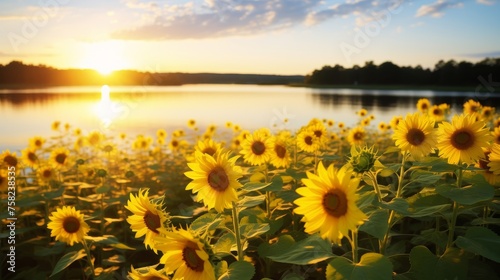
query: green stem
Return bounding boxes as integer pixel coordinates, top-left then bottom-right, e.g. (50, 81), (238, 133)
(380, 154), (406, 254)
(368, 171), (383, 202)
(447, 167), (463, 249)
(231, 201), (244, 261)
(351, 230), (359, 264)
(82, 240), (95, 279)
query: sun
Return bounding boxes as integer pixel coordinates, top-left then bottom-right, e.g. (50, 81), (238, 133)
(80, 41), (129, 75)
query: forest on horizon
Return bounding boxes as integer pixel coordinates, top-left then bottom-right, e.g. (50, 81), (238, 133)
(0, 58), (499, 92)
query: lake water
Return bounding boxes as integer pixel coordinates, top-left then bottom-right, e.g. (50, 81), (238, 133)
(1, 84), (498, 151)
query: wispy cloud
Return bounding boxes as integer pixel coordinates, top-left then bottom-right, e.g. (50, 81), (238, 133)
(463, 51), (500, 58)
(112, 0), (405, 40)
(415, 0), (463, 18)
(476, 0), (496, 5)
(0, 15), (27, 21)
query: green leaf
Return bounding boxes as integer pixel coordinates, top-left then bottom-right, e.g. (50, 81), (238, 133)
(265, 175), (284, 192)
(265, 234), (335, 265)
(43, 187), (65, 199)
(240, 223), (270, 239)
(258, 235), (295, 258)
(238, 195), (266, 208)
(85, 235), (135, 250)
(359, 209), (389, 239)
(407, 193), (450, 218)
(436, 182), (494, 205)
(214, 232), (236, 256)
(218, 261), (255, 280)
(191, 213), (223, 233)
(96, 185), (111, 194)
(50, 249), (87, 277)
(240, 182), (271, 194)
(414, 158), (458, 172)
(215, 261), (229, 279)
(326, 253), (393, 280)
(377, 198), (409, 214)
(456, 226), (500, 262)
(409, 246), (468, 280)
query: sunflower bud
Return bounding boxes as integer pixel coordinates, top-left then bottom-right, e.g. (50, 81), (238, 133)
(349, 146), (378, 173)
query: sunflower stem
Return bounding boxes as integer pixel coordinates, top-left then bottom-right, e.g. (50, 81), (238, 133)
(82, 240), (96, 278)
(231, 201), (244, 261)
(368, 171), (383, 202)
(447, 166), (463, 249)
(351, 230), (359, 264)
(380, 153), (406, 254)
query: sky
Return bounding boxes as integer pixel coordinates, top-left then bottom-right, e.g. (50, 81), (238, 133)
(0, 0), (499, 75)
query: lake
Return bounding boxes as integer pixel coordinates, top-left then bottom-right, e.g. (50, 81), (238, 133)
(1, 84), (498, 151)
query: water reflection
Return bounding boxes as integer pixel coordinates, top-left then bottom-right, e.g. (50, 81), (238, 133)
(92, 85), (121, 128)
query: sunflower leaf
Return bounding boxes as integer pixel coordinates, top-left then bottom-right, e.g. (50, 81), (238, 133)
(50, 248), (87, 277)
(265, 234), (335, 265)
(359, 209), (389, 240)
(85, 235), (135, 250)
(326, 253), (393, 280)
(456, 226), (500, 262)
(238, 194), (266, 209)
(218, 260), (255, 280)
(408, 246), (469, 280)
(240, 182), (271, 194)
(436, 181), (494, 205)
(240, 223), (270, 239)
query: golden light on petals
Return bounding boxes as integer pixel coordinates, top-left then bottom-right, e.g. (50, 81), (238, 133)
(393, 113), (437, 159)
(47, 206), (90, 246)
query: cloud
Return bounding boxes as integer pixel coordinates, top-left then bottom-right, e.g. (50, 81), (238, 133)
(463, 51), (500, 58)
(476, 0), (495, 5)
(112, 0), (405, 40)
(415, 0), (463, 18)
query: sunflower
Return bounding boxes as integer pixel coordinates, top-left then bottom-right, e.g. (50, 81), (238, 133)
(87, 130), (104, 147)
(50, 147), (70, 169)
(480, 106), (495, 122)
(1, 150), (18, 168)
(294, 162), (367, 243)
(378, 122), (389, 132)
(390, 116), (403, 130)
(327, 119), (335, 127)
(361, 118), (371, 126)
(74, 128), (82, 137)
(51, 120), (61, 131)
(240, 130), (274, 165)
(488, 143), (500, 175)
(47, 206), (90, 246)
(155, 228), (215, 280)
(38, 166), (56, 184)
(0, 170), (8, 192)
(128, 265), (170, 280)
(338, 122), (345, 129)
(195, 138), (221, 157)
(125, 188), (169, 252)
(297, 129), (319, 153)
(393, 113), (437, 159)
(437, 113), (493, 164)
(29, 136), (45, 150)
(270, 137), (292, 168)
(357, 109), (368, 117)
(308, 122), (328, 144)
(169, 138), (187, 152)
(494, 117), (500, 128)
(463, 99), (481, 115)
(429, 105), (446, 122)
(157, 129), (167, 140)
(416, 98), (431, 113)
(477, 149), (500, 186)
(188, 119), (196, 129)
(185, 151), (242, 212)
(347, 127), (366, 146)
(21, 148), (39, 168)
(493, 127), (500, 144)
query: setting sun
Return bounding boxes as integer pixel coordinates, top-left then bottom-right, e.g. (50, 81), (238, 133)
(79, 41), (130, 75)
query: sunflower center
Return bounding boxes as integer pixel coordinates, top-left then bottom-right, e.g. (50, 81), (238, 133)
(323, 190), (348, 218)
(304, 136), (313, 145)
(354, 132), (364, 141)
(43, 170), (52, 178)
(451, 129), (475, 150)
(433, 108), (442, 116)
(208, 167), (229, 192)
(28, 152), (38, 162)
(172, 140), (179, 147)
(314, 130), (323, 138)
(202, 147), (216, 156)
(251, 141), (266, 155)
(63, 216), (81, 234)
(143, 210), (161, 234)
(4, 155), (17, 167)
(183, 244), (204, 272)
(35, 139), (42, 147)
(406, 128), (426, 146)
(55, 153), (67, 165)
(478, 151), (491, 172)
(274, 144), (286, 159)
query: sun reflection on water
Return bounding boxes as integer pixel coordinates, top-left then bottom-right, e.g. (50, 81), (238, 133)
(93, 85), (122, 129)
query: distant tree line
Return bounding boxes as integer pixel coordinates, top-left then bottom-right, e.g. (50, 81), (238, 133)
(0, 61), (303, 87)
(305, 58), (500, 87)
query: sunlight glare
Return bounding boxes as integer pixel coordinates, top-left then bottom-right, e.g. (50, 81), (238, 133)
(93, 85), (122, 128)
(80, 41), (129, 75)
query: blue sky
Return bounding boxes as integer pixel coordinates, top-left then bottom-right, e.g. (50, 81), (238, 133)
(0, 0), (499, 74)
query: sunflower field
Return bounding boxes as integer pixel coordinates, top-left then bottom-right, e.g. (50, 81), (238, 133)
(1, 98), (500, 280)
